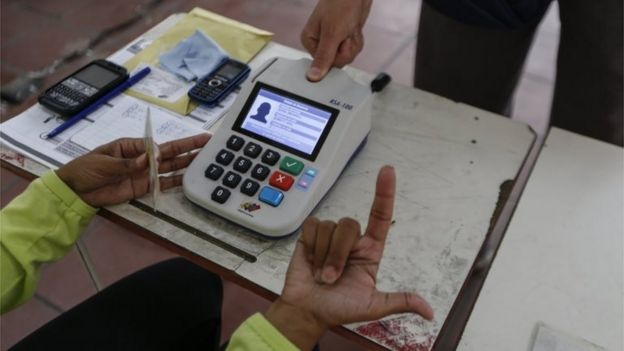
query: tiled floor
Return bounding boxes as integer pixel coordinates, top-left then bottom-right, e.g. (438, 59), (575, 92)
(0, 0), (559, 349)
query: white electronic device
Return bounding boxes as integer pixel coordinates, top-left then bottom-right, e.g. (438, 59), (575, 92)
(183, 57), (372, 238)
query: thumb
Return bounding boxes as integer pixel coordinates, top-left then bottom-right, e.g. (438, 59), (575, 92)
(307, 32), (340, 82)
(369, 291), (434, 321)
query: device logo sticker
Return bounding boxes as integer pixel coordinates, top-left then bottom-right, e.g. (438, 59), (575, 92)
(241, 202), (261, 212)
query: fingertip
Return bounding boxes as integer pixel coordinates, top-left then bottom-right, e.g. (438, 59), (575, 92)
(136, 153), (148, 167)
(410, 294), (434, 321)
(321, 265), (337, 284)
(380, 165), (395, 176)
(197, 133), (211, 143)
(376, 165), (396, 190)
(307, 67), (323, 82)
(422, 304), (434, 321)
(423, 307), (434, 322)
(303, 216), (320, 226)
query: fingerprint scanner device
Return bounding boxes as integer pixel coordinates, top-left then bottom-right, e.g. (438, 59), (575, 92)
(183, 58), (372, 238)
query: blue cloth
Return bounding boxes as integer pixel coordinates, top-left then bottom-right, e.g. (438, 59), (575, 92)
(425, 0), (553, 29)
(159, 30), (228, 81)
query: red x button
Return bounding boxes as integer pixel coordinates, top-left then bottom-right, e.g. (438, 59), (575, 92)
(269, 171), (294, 191)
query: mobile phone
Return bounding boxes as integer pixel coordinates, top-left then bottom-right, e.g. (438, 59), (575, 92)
(38, 59), (129, 116)
(188, 58), (250, 107)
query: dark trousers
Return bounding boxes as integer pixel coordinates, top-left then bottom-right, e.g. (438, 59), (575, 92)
(415, 1), (623, 146)
(11, 258), (223, 351)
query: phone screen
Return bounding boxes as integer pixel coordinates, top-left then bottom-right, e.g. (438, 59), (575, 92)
(216, 63), (244, 80)
(74, 64), (121, 89)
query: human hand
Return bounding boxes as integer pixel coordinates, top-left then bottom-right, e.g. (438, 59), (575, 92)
(265, 166), (433, 350)
(301, 0), (372, 82)
(56, 134), (210, 207)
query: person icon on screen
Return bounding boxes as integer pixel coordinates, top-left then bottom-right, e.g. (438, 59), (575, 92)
(250, 102), (271, 123)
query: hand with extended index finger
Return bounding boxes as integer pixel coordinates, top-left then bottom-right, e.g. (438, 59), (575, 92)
(264, 166), (433, 350)
(56, 134), (210, 207)
(301, 0), (372, 82)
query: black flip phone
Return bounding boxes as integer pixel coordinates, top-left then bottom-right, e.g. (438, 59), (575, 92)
(38, 59), (129, 116)
(188, 59), (250, 107)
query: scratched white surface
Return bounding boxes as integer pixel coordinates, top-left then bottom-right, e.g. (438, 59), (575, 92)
(0, 19), (536, 351)
(234, 71), (535, 349)
(458, 128), (623, 351)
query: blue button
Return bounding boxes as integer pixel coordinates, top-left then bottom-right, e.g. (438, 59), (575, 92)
(259, 186), (284, 207)
(305, 168), (317, 177)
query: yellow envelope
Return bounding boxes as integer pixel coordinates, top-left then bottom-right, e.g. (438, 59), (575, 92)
(124, 7), (273, 115)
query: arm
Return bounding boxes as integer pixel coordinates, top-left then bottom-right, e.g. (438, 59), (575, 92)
(0, 134), (209, 314)
(301, 0), (372, 81)
(1, 171), (97, 313)
(225, 313), (298, 351)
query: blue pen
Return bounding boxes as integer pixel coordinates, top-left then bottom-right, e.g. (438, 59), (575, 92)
(46, 66), (152, 139)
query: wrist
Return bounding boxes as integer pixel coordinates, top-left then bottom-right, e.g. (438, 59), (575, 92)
(55, 167), (75, 191)
(264, 299), (327, 350)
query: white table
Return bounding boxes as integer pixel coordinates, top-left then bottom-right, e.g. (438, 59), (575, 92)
(0, 14), (537, 350)
(458, 128), (624, 351)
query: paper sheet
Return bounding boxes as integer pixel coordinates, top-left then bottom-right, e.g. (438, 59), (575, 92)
(130, 64), (195, 104)
(144, 107), (160, 211)
(71, 96), (205, 151)
(0, 15), (236, 170)
(124, 7), (272, 115)
(532, 323), (608, 351)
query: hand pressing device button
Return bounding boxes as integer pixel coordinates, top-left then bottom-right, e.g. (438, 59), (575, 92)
(183, 58), (373, 238)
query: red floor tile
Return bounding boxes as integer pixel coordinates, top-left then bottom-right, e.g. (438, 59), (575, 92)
(0, 297), (59, 350)
(36, 246), (98, 311)
(17, 0), (100, 18)
(0, 63), (24, 87)
(0, 168), (30, 207)
(2, 24), (89, 72)
(214, 0), (315, 50)
(60, 0), (154, 34)
(81, 216), (177, 287)
(0, 2), (51, 48)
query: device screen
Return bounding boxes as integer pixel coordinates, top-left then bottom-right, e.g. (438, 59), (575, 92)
(233, 83), (339, 161)
(74, 64), (121, 89)
(216, 63), (244, 80)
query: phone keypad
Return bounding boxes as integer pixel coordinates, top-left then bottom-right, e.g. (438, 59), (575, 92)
(203, 134), (318, 208)
(261, 149), (280, 166)
(233, 156), (252, 173)
(251, 164), (270, 181)
(48, 84), (89, 107)
(205, 164), (224, 180)
(216, 149), (235, 166)
(222, 171), (242, 188)
(241, 179), (260, 196)
(211, 186), (231, 204)
(190, 77), (227, 103)
(243, 142), (262, 158)
(227, 135), (245, 151)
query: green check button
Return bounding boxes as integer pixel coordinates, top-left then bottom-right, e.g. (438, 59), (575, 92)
(280, 156), (304, 175)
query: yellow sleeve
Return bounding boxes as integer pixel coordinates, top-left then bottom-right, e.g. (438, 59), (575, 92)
(226, 313), (299, 351)
(0, 170), (97, 314)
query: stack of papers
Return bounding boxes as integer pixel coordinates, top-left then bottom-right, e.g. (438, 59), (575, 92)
(0, 8), (273, 169)
(124, 7), (272, 115)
